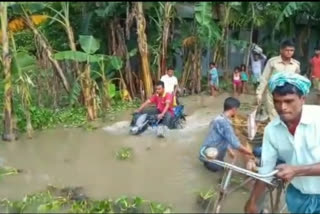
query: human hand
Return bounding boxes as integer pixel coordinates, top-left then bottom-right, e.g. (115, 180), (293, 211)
(135, 109), (141, 114)
(157, 114), (164, 120)
(276, 164), (298, 182)
(227, 148), (236, 159)
(256, 95), (262, 105)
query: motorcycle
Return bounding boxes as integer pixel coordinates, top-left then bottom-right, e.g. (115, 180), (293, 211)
(129, 105), (186, 137)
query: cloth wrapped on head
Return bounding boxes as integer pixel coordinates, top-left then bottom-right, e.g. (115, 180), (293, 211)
(268, 72), (311, 95)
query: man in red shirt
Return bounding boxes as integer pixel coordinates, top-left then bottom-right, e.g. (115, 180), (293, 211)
(310, 47), (320, 104)
(135, 81), (174, 128)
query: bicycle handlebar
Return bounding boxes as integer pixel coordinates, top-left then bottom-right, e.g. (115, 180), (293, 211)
(200, 150), (279, 185)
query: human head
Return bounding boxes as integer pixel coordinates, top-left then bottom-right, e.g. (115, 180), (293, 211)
(269, 72), (311, 123)
(240, 64), (246, 71)
(234, 66), (240, 73)
(315, 47), (320, 56)
(253, 53), (260, 61)
(223, 97), (240, 117)
(280, 40), (295, 59)
(209, 62), (216, 69)
(155, 80), (165, 95)
(167, 67), (174, 77)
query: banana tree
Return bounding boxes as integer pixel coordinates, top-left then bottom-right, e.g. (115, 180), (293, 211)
(44, 2), (81, 79)
(95, 2), (135, 100)
(0, 2), (15, 141)
(9, 3), (71, 93)
(151, 2), (175, 80)
(11, 40), (37, 138)
(271, 2), (312, 42)
(54, 35), (123, 120)
(231, 2), (267, 68)
(194, 2), (221, 93)
(133, 2), (153, 99)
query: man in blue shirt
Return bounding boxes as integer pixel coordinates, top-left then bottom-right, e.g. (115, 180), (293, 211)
(199, 97), (254, 172)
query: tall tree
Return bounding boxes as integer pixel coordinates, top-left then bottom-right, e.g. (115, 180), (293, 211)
(0, 2), (16, 141)
(133, 2), (153, 99)
(158, 2), (175, 80)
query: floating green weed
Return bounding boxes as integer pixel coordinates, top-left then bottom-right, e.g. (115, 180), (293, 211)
(116, 147), (133, 160)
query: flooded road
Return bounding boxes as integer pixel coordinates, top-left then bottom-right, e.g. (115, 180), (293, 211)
(0, 91), (316, 213)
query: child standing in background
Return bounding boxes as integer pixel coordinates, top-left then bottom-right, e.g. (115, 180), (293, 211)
(240, 64), (249, 94)
(233, 66), (242, 97)
(208, 62), (219, 97)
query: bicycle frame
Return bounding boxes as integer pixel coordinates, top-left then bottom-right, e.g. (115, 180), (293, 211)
(200, 151), (285, 213)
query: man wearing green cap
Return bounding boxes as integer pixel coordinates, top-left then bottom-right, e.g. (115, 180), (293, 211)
(245, 72), (320, 214)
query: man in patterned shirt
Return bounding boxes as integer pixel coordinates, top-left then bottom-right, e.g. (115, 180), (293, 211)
(199, 97), (253, 172)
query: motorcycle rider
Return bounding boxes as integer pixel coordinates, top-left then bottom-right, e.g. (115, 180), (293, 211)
(133, 80), (174, 129)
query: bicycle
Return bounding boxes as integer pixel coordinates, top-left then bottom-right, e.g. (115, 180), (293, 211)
(200, 150), (287, 213)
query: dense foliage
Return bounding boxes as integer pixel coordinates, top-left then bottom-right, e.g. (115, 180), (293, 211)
(0, 2), (319, 140)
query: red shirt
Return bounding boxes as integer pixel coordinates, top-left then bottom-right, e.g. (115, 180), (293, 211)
(310, 56), (320, 78)
(149, 92), (174, 116)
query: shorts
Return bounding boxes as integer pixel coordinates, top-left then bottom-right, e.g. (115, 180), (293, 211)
(312, 78), (320, 92)
(233, 80), (242, 86)
(252, 73), (261, 83)
(210, 78), (219, 88)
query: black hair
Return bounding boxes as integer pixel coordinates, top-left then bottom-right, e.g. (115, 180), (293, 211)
(234, 66), (240, 72)
(209, 62), (216, 66)
(315, 46), (320, 51)
(167, 67), (174, 71)
(280, 40), (295, 49)
(156, 80), (165, 88)
(240, 64), (246, 70)
(224, 97), (240, 111)
(272, 82), (303, 97)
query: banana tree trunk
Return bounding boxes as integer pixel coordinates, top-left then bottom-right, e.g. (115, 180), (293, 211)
(114, 21), (134, 100)
(25, 105), (33, 139)
(158, 2), (174, 80)
(213, 3), (231, 68)
(180, 49), (192, 89)
(244, 4), (255, 69)
(24, 15), (71, 93)
(82, 64), (96, 121)
(245, 22), (254, 71)
(1, 3), (16, 141)
(134, 2), (153, 99)
(65, 18), (81, 79)
(195, 44), (202, 93)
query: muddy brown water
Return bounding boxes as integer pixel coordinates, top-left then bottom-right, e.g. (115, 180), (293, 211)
(0, 91), (317, 213)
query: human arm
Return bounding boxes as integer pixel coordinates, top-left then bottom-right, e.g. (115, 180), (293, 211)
(245, 180), (267, 213)
(173, 77), (179, 96)
(250, 52), (254, 63)
(222, 121), (253, 156)
(275, 162), (320, 183)
(296, 63), (301, 74)
(245, 127), (278, 213)
(227, 146), (236, 159)
(256, 59), (272, 104)
(309, 58), (314, 79)
(136, 99), (151, 113)
(157, 94), (172, 119)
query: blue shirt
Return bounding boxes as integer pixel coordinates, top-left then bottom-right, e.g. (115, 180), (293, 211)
(209, 68), (219, 80)
(199, 114), (241, 162)
(259, 105), (320, 194)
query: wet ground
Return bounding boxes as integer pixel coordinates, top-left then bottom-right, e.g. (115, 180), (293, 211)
(0, 90), (317, 213)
